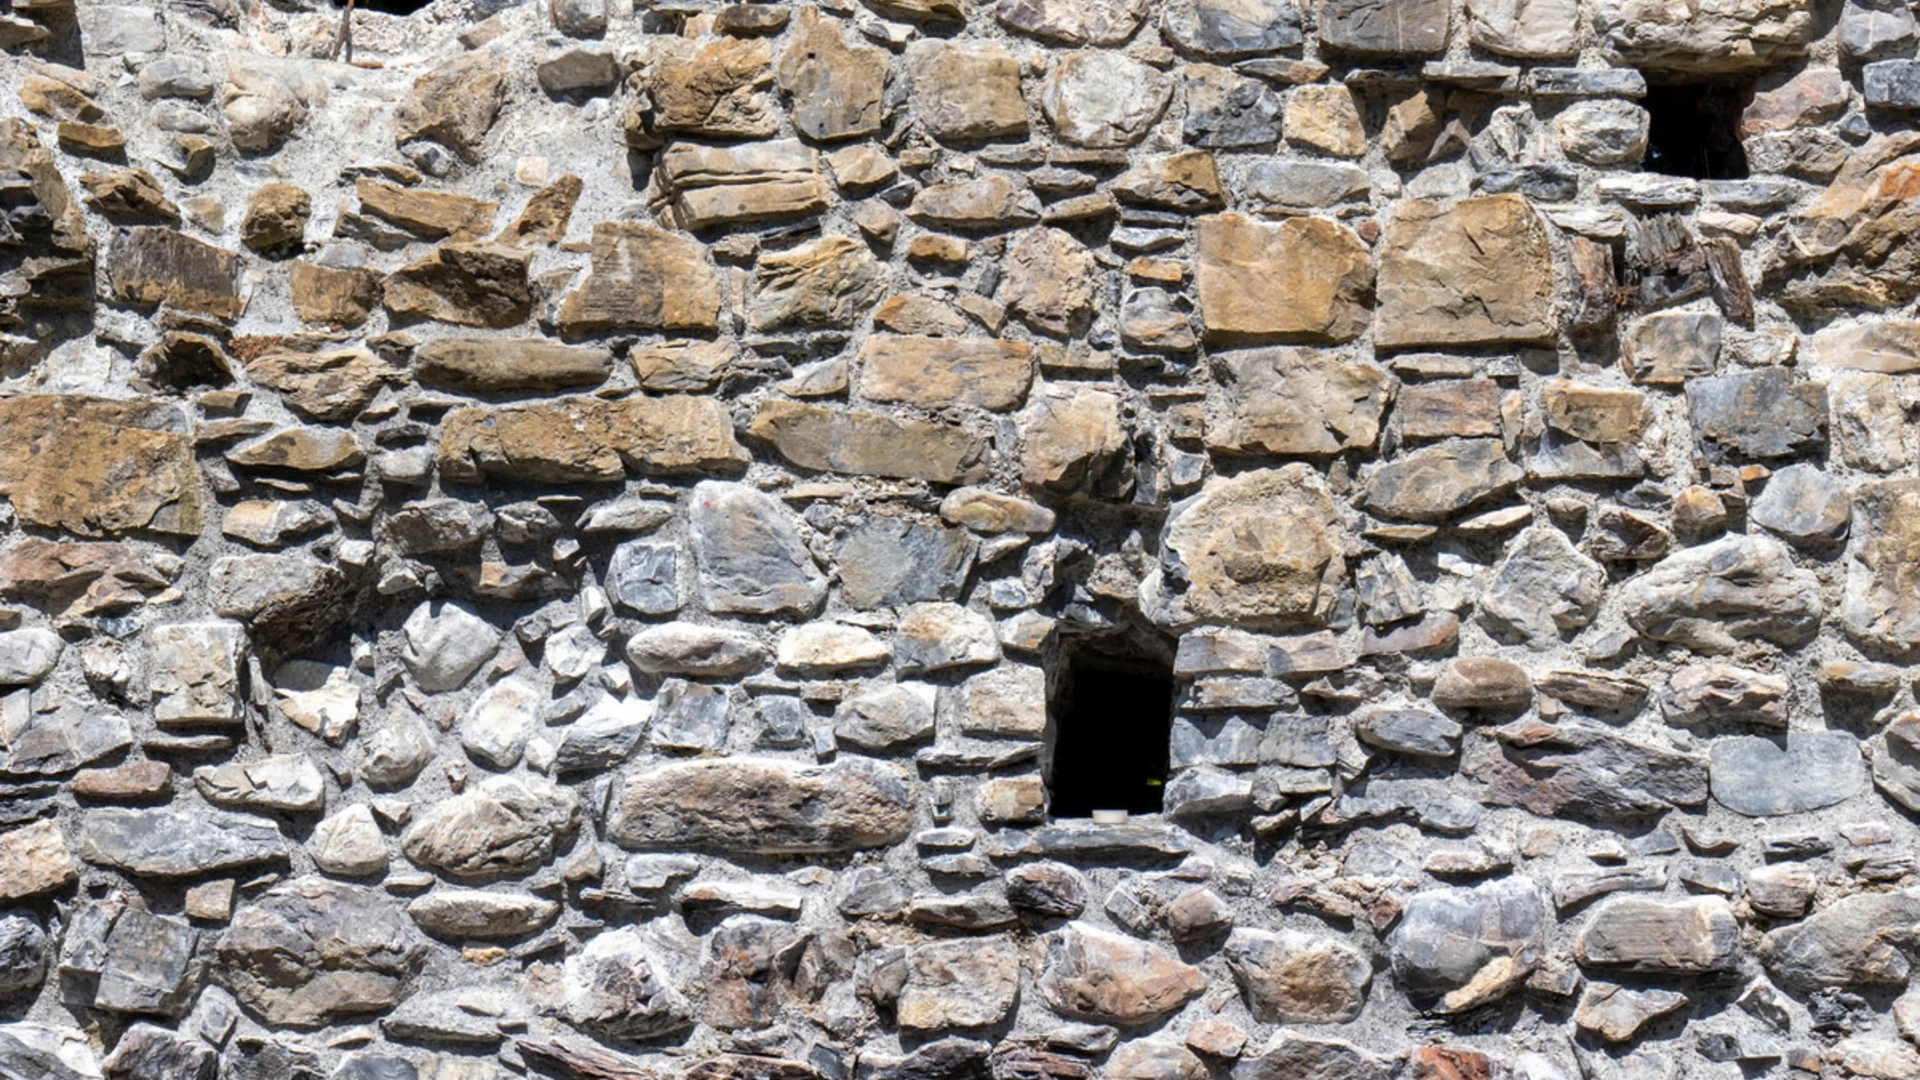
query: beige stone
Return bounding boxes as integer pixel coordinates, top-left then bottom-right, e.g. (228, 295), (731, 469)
(1196, 213), (1372, 343)
(394, 52), (506, 161)
(748, 399), (989, 484)
(383, 243), (533, 329)
(774, 8), (888, 141)
(1362, 438), (1524, 522)
(1592, 0), (1816, 73)
(750, 235), (887, 331)
(1399, 379), (1502, 439)
(0, 820), (76, 900)
(1284, 84), (1366, 157)
(556, 222), (722, 335)
(238, 181), (309, 252)
(1020, 385), (1126, 490)
(859, 335), (1035, 412)
(1376, 195), (1555, 349)
(1543, 382), (1646, 443)
(1002, 228), (1098, 337)
(998, 0), (1151, 44)
(1809, 319), (1920, 373)
(1112, 150), (1226, 211)
(290, 261), (382, 327)
(242, 348), (397, 423)
(906, 40), (1029, 141)
(908, 176), (1041, 229)
(355, 179), (497, 241)
(1156, 465), (1345, 628)
(228, 427), (364, 473)
(1041, 922), (1208, 1025)
(1042, 52), (1173, 149)
(1207, 347), (1392, 455)
(0, 395), (202, 537)
(630, 340), (738, 392)
(655, 140), (830, 230)
(439, 396), (749, 483)
(643, 37), (777, 140)
(414, 339), (613, 394)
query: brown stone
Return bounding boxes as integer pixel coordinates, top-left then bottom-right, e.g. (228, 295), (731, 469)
(1112, 150), (1226, 211)
(774, 8), (889, 141)
(290, 261), (382, 327)
(56, 121), (125, 157)
(748, 399), (989, 484)
(749, 235), (886, 331)
(1543, 382), (1646, 443)
(1020, 384), (1126, 491)
(1196, 213), (1372, 343)
(557, 222), (722, 335)
(1431, 657), (1534, 715)
(1003, 228), (1098, 337)
(1362, 438), (1523, 522)
(80, 168), (180, 225)
(1207, 347), (1392, 455)
(439, 396), (749, 484)
(1284, 84), (1366, 157)
(384, 243), (533, 328)
(1843, 479), (1920, 653)
(641, 37), (778, 141)
(227, 427), (364, 472)
(0, 820), (75, 900)
(1808, 318), (1920, 373)
(394, 52), (507, 161)
(1777, 138), (1920, 315)
(655, 140), (830, 230)
(1156, 465), (1345, 629)
(859, 335), (1034, 412)
(1376, 195), (1554, 349)
(355, 179), (496, 242)
(1040, 922), (1208, 1025)
(607, 758), (912, 854)
(1399, 379), (1501, 439)
(0, 395), (202, 536)
(107, 226), (244, 320)
(72, 761), (173, 801)
(908, 176), (1041, 229)
(497, 174), (582, 247)
(630, 340), (738, 391)
(1742, 68), (1850, 136)
(415, 338), (613, 394)
(238, 181), (310, 252)
(0, 539), (180, 618)
(241, 348), (398, 422)
(1224, 928), (1371, 1023)
(906, 40), (1029, 142)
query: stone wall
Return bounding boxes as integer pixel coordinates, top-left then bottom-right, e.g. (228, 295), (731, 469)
(8, 0), (1920, 1076)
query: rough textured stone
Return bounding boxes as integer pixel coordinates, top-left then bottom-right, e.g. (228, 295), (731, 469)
(689, 482), (827, 618)
(1043, 53), (1172, 149)
(1223, 928), (1369, 1023)
(608, 758), (911, 854)
(0, 397), (202, 538)
(438, 396), (748, 484)
(399, 776), (580, 879)
(858, 335), (1034, 412)
(905, 41), (1028, 142)
(215, 879), (428, 1028)
(1621, 535), (1824, 652)
(1152, 466), (1345, 630)
(1196, 214), (1371, 343)
(1576, 896), (1739, 973)
(1710, 731), (1867, 816)
(1479, 528), (1606, 646)
(1592, 0), (1816, 73)
(1039, 923), (1207, 1025)
(556, 222), (721, 334)
(1376, 197), (1554, 348)
(1361, 439), (1523, 522)
(1389, 879), (1546, 1014)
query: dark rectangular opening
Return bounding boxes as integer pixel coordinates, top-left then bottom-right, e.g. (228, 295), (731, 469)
(1642, 81), (1752, 180)
(1047, 653), (1174, 818)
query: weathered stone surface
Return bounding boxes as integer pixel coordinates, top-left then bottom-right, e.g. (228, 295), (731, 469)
(308, 804), (386, 878)
(1043, 53), (1172, 149)
(608, 758), (912, 854)
(1232, 1035), (1392, 1080)
(563, 929), (693, 1039)
(750, 236), (886, 331)
(908, 176), (1041, 229)
(1757, 888), (1920, 993)
(555, 222), (721, 334)
(1469, 719), (1710, 820)
(1592, 0), (1816, 73)
(749, 400), (988, 485)
(775, 9), (888, 141)
(1575, 983), (1687, 1042)
(408, 889), (559, 940)
(439, 396), (748, 484)
(1389, 879), (1546, 1014)
(1040, 923), (1207, 1025)
(59, 900), (198, 1018)
(400, 602), (499, 692)
(79, 806), (288, 877)
(215, 878), (427, 1027)
(1467, 0), (1578, 55)
(1710, 731), (1866, 816)
(1621, 534), (1824, 652)
(1576, 896), (1739, 973)
(858, 335), (1034, 411)
(399, 776), (580, 879)
(194, 754), (326, 814)
(107, 227), (243, 320)
(414, 339), (611, 395)
(906, 41), (1028, 141)
(1113, 150), (1225, 211)
(1361, 439), (1523, 522)
(656, 141), (830, 231)
(1183, 65), (1281, 147)
(1223, 928), (1369, 1023)
(0, 396), (202, 538)
(1004, 229), (1098, 337)
(1163, 0), (1303, 56)
(1479, 527), (1606, 646)
(1843, 479), (1920, 654)
(999, 0), (1149, 43)
(1661, 663), (1788, 728)
(1749, 463), (1850, 543)
(1380, 198), (1554, 350)
(1019, 385), (1126, 492)
(1206, 348), (1389, 456)
(690, 481), (827, 618)
(394, 53), (506, 161)
(897, 939), (1021, 1032)
(835, 516), (975, 610)
(0, 820), (74, 901)
(384, 243), (532, 329)
(1196, 214), (1371, 344)
(1686, 369), (1827, 459)
(1152, 465), (1345, 629)
(635, 37), (776, 140)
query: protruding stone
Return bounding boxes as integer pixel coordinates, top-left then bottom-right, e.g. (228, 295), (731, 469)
(1621, 534), (1824, 652)
(1196, 214), (1371, 343)
(1576, 896), (1739, 973)
(394, 53), (506, 161)
(214, 878), (428, 1027)
(1223, 928), (1370, 1023)
(1389, 879), (1546, 1014)
(608, 758), (912, 854)
(906, 40), (1029, 141)
(399, 775), (580, 879)
(1206, 347), (1390, 456)
(1152, 465), (1345, 630)
(1361, 439), (1522, 522)
(1040, 922), (1208, 1025)
(689, 481), (827, 618)
(1376, 196), (1554, 349)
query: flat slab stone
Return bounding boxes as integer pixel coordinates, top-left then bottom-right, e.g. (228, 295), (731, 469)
(607, 758), (912, 854)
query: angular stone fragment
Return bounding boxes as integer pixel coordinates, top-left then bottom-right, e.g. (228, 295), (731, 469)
(60, 900), (198, 1018)
(1224, 928), (1369, 1023)
(1004, 228), (1098, 337)
(0, 396), (202, 538)
(1040, 922), (1207, 1025)
(384, 243), (532, 329)
(1019, 385), (1126, 491)
(0, 820), (74, 901)
(355, 179), (495, 242)
(1164, 0), (1303, 56)
(1196, 214), (1371, 343)
(906, 41), (1028, 141)
(638, 37), (776, 140)
(107, 227), (243, 320)
(1591, 0), (1816, 73)
(774, 8), (888, 141)
(1389, 879), (1545, 1014)
(215, 878), (428, 1027)
(776, 624), (888, 674)
(1113, 150), (1225, 211)
(1376, 196), (1553, 349)
(1843, 479), (1920, 653)
(400, 602), (498, 693)
(750, 400), (988, 484)
(1043, 53), (1172, 149)
(243, 348), (396, 423)
(1686, 369), (1827, 459)
(690, 481), (827, 618)
(149, 622), (246, 726)
(1543, 382), (1645, 443)
(0, 630), (59, 689)
(1470, 719), (1710, 820)
(1757, 887), (1920, 993)
(859, 335), (1034, 412)
(898, 938), (1021, 1032)
(908, 176), (1041, 229)
(1660, 663), (1788, 727)
(607, 758), (912, 854)
(835, 516), (975, 610)
(1320, 0), (1449, 54)
(1479, 527), (1606, 646)
(1809, 318), (1920, 373)
(194, 754), (326, 814)
(1775, 142), (1920, 315)
(461, 678), (539, 771)
(439, 396), (747, 484)
(999, 0), (1149, 43)
(1622, 534), (1823, 652)
(556, 222), (721, 334)
(1207, 347), (1390, 456)
(290, 261), (382, 327)
(1361, 439), (1522, 522)
(1830, 371), (1910, 472)
(400, 775), (580, 880)
(79, 806), (289, 877)
(1576, 896), (1739, 973)
(1232, 1035), (1392, 1080)
(656, 140), (830, 231)
(1749, 463), (1849, 544)
(1710, 731), (1866, 816)
(750, 236), (886, 331)
(563, 929), (693, 1039)
(394, 53), (506, 161)
(1153, 465), (1344, 629)
(1575, 983), (1687, 1042)
(1467, 0), (1578, 55)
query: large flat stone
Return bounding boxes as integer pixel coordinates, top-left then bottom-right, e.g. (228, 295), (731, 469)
(1196, 213), (1371, 343)
(1376, 196), (1554, 349)
(0, 396), (201, 537)
(438, 396), (748, 483)
(555, 222), (722, 335)
(607, 758), (912, 854)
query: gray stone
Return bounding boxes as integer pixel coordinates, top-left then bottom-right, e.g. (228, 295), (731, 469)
(0, 1023), (99, 1080)
(399, 775), (580, 879)
(400, 602), (500, 693)
(1242, 161), (1368, 209)
(460, 678), (539, 771)
(0, 630), (60, 687)
(1005, 862), (1087, 917)
(1575, 982), (1687, 1042)
(1843, 0), (1916, 61)
(898, 938), (1021, 1032)
(381, 499), (490, 556)
(1231, 1034), (1393, 1080)
(1686, 370), (1827, 459)
(1624, 311), (1721, 385)
(1223, 928), (1370, 1023)
(1320, 0), (1449, 54)
(215, 879), (427, 1028)
(1478, 527), (1606, 647)
(194, 753), (326, 814)
(80, 806), (289, 878)
(835, 517), (976, 611)
(150, 622), (245, 726)
(1040, 922), (1208, 1025)
(1162, 0), (1302, 56)
(1470, 720), (1710, 821)
(1468, 0), (1578, 56)
(648, 679), (731, 753)
(1388, 878), (1546, 1013)
(894, 603), (1001, 674)
(1842, 479), (1920, 653)
(59, 900), (198, 1018)
(555, 695), (650, 773)
(0, 913), (48, 996)
(1750, 463), (1850, 544)
(100, 1022), (216, 1080)
(1354, 706), (1461, 757)
(0, 700), (132, 775)
(1042, 53), (1172, 149)
(1866, 60), (1920, 108)
(689, 482), (826, 618)
(1361, 439), (1522, 522)
(1757, 887), (1920, 993)
(307, 805), (387, 878)
(835, 684), (936, 752)
(1576, 896), (1739, 973)
(1660, 664), (1788, 728)
(625, 622), (767, 678)
(1591, 0), (1816, 73)
(608, 757), (913, 854)
(1620, 535), (1824, 653)
(407, 889), (559, 939)
(1555, 99), (1649, 165)
(1710, 731), (1865, 816)
(1182, 65), (1281, 147)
